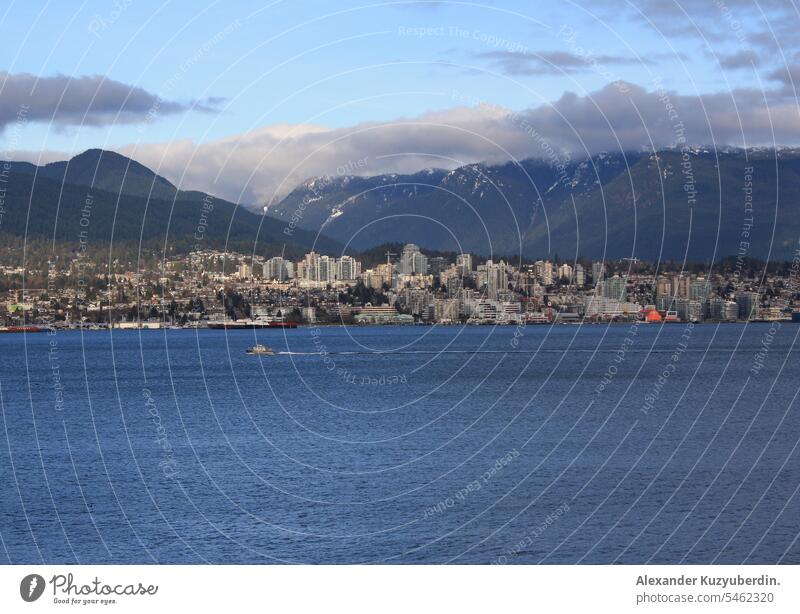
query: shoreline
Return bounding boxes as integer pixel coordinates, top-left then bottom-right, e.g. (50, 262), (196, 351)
(0, 320), (791, 333)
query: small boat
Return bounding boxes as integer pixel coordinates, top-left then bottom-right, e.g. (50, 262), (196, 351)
(246, 344), (274, 355)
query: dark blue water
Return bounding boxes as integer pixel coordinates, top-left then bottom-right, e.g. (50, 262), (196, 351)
(1, 323), (799, 564)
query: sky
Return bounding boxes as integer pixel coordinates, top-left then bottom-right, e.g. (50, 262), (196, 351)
(1, 0), (799, 206)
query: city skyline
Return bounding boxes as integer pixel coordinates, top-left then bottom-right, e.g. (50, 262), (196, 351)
(3, 240), (794, 330)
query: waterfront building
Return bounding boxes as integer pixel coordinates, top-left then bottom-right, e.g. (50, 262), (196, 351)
(676, 298), (704, 322)
(708, 297), (738, 321)
(690, 277), (712, 302)
(433, 298), (460, 322)
(736, 291), (760, 320)
(354, 305), (414, 325)
(602, 275), (627, 301)
(584, 296), (641, 318)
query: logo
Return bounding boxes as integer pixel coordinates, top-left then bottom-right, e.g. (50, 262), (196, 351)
(20, 574), (45, 602)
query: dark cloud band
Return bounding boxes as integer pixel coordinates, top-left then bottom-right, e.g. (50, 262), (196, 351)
(0, 72), (215, 130)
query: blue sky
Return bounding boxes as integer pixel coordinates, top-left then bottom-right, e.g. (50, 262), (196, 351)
(0, 1), (731, 147)
(1, 0), (798, 203)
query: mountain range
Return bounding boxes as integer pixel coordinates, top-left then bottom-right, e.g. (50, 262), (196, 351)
(267, 148), (800, 262)
(3, 147), (800, 262)
(0, 149), (340, 259)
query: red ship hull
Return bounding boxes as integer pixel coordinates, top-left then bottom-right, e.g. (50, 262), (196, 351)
(264, 321), (298, 329)
(0, 325), (45, 333)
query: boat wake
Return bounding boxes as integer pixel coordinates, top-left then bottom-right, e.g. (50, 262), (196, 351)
(273, 348), (745, 355)
(277, 350), (534, 355)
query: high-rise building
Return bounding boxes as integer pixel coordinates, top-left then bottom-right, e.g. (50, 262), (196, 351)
(364, 263), (394, 289)
(672, 274), (691, 299)
(399, 244), (428, 275)
(317, 255), (336, 282)
(690, 277), (712, 302)
(602, 275), (626, 301)
(736, 291), (759, 320)
(456, 253), (473, 275)
(302, 251), (320, 281)
(591, 261), (605, 283)
(676, 299), (703, 322)
(237, 262), (252, 279)
(654, 276), (674, 311)
(656, 276), (672, 298)
(337, 256), (359, 281)
(402, 287), (432, 315)
(575, 264), (585, 287)
(708, 297), (738, 321)
(262, 259), (274, 280)
(446, 276), (463, 297)
(433, 298), (460, 322)
(534, 260), (554, 286)
(439, 265), (458, 288)
(263, 257), (291, 281)
(428, 256), (448, 277)
(723, 300), (739, 321)
(485, 260), (507, 300)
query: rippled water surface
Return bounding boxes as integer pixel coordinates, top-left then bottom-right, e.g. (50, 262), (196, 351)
(1, 323), (799, 563)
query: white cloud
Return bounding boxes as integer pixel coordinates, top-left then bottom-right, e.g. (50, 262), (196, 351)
(10, 80), (800, 207)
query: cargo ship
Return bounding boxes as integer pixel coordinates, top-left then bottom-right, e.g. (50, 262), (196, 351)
(0, 325), (45, 333)
(207, 316), (297, 330)
(664, 310), (680, 323)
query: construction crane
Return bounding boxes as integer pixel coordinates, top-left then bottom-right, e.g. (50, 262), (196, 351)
(385, 250), (396, 266)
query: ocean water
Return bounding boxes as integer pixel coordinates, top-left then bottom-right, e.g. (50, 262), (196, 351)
(1, 323), (798, 564)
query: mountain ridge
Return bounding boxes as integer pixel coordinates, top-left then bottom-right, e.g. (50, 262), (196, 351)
(0, 149), (343, 258)
(264, 148), (800, 261)
(7, 147), (800, 262)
